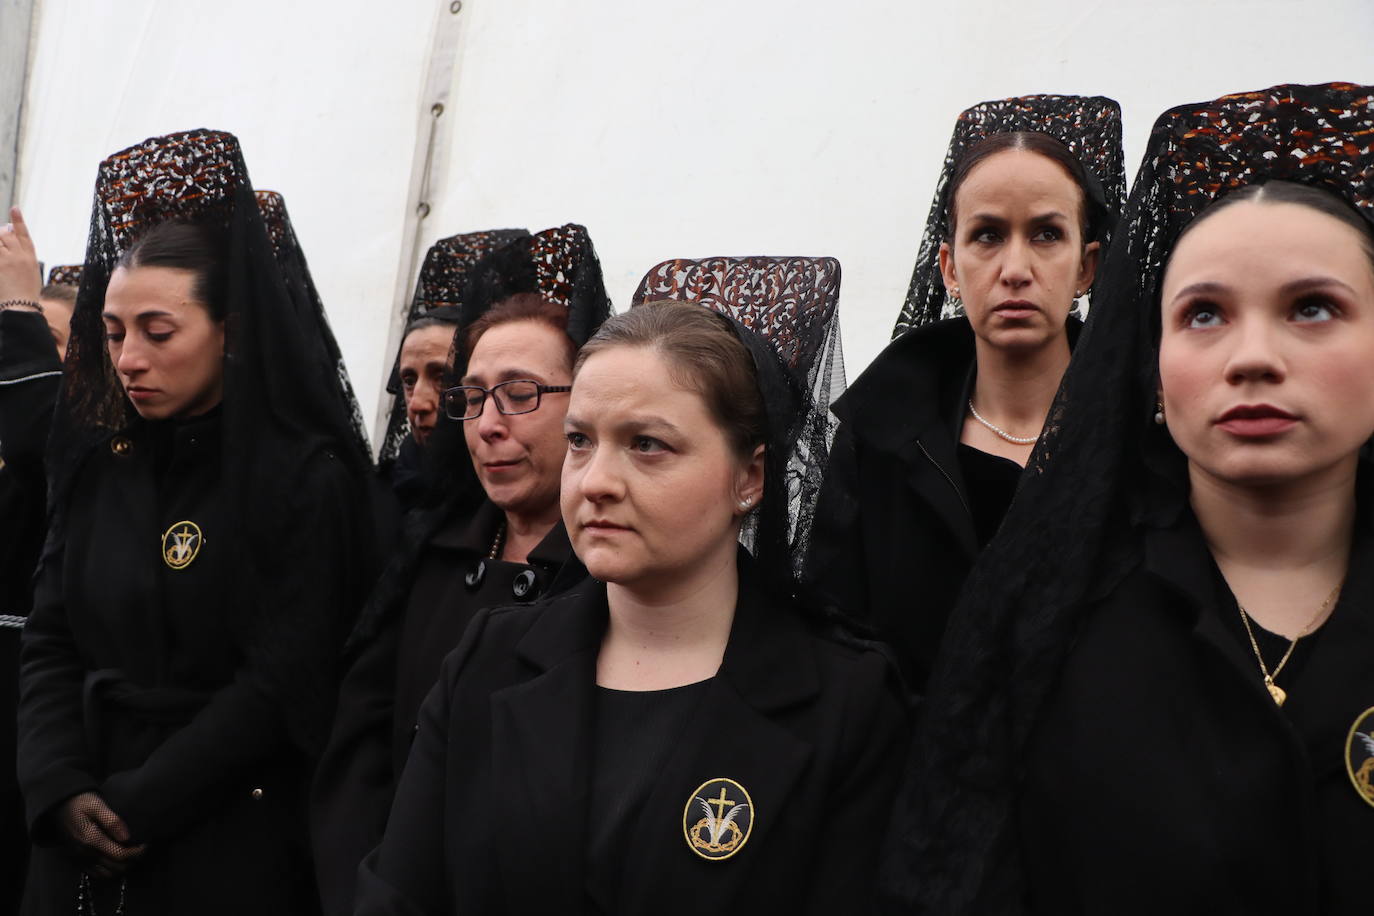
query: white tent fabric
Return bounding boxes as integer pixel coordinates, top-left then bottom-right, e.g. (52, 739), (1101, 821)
(16, 0), (1374, 445)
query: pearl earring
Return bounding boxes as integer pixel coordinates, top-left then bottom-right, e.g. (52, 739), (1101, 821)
(739, 499), (752, 510)
(1154, 399), (1165, 425)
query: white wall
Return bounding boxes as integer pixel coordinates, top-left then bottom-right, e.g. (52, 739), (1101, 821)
(16, 0), (438, 420)
(17, 0), (1374, 445)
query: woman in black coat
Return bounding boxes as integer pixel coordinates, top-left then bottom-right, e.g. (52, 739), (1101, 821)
(881, 82), (1374, 915)
(356, 299), (909, 915)
(311, 227), (610, 916)
(807, 96), (1124, 690)
(16, 130), (374, 915)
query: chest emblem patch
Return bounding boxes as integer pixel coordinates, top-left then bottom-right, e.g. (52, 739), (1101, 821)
(1347, 706), (1374, 809)
(162, 521), (204, 570)
(684, 778), (753, 861)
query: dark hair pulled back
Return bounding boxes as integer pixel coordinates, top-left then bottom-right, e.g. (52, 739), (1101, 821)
(1174, 179), (1374, 270)
(117, 219), (230, 321)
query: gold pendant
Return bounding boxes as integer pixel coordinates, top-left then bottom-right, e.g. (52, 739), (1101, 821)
(1265, 678), (1287, 706)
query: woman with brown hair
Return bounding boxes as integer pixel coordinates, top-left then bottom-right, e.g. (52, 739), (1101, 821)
(356, 298), (908, 915)
(16, 130), (375, 914)
(311, 226), (611, 916)
(807, 96), (1125, 691)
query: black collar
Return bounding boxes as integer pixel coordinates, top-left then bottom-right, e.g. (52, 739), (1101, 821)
(512, 558), (821, 713)
(838, 315), (1083, 454)
(430, 498), (572, 569)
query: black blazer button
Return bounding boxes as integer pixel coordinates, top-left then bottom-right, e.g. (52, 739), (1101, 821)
(465, 560), (487, 590)
(110, 436), (132, 456)
(512, 570), (538, 599)
(250, 787), (264, 800)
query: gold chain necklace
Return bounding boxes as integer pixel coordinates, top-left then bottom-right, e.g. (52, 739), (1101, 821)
(1236, 582), (1341, 706)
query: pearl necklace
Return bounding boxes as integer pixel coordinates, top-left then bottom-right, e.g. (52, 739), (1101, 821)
(966, 399), (1040, 445)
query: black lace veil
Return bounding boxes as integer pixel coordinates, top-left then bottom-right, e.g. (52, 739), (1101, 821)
(879, 82), (1374, 914)
(376, 228), (530, 467)
(346, 224), (613, 652)
(890, 94), (1127, 338)
(631, 256), (845, 589)
(254, 189), (372, 465)
(46, 129), (376, 752)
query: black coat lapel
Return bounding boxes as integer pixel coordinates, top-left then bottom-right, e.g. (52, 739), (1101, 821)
(899, 435), (978, 560)
(489, 584), (604, 912)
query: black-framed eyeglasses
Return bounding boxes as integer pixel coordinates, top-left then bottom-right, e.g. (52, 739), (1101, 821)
(442, 379), (572, 421)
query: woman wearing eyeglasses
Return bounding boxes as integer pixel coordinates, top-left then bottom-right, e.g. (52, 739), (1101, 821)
(311, 227), (612, 916)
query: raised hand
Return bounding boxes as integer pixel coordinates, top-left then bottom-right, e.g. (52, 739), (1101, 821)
(0, 206), (43, 306)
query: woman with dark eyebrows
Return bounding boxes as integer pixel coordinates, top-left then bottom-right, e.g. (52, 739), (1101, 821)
(16, 130), (375, 915)
(807, 95), (1125, 691)
(356, 266), (908, 914)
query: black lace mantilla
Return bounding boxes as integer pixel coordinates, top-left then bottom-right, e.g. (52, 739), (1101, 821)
(631, 255), (845, 585)
(377, 228), (530, 466)
(46, 264), (82, 287)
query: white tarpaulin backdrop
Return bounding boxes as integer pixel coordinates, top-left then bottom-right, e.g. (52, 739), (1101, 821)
(15, 0), (1374, 446)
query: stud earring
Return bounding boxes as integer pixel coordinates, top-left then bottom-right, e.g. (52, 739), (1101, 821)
(1154, 399), (1165, 425)
(1074, 289), (1084, 298)
(739, 498), (752, 510)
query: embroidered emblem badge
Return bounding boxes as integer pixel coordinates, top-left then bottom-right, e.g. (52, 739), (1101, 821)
(1346, 705), (1374, 809)
(684, 777), (753, 861)
(161, 521), (204, 570)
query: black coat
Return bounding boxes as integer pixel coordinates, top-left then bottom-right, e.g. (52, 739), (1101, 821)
(17, 414), (357, 915)
(1017, 509), (1374, 914)
(0, 308), (61, 916)
(806, 318), (980, 691)
(354, 570), (910, 915)
(807, 317), (1079, 692)
(0, 308), (62, 615)
(311, 500), (573, 916)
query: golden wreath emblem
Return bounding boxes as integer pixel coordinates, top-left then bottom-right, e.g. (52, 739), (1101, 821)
(161, 521), (204, 570)
(1346, 705), (1374, 809)
(683, 777), (753, 861)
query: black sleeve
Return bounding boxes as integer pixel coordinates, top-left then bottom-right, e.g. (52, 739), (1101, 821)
(803, 419), (871, 618)
(0, 309), (62, 473)
(806, 651), (911, 916)
(353, 608), (492, 916)
(98, 457), (362, 843)
(16, 507), (99, 841)
(311, 615), (403, 916)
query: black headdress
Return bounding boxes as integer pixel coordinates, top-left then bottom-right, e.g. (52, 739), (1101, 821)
(880, 83), (1374, 913)
(376, 228), (530, 467)
(631, 256), (845, 588)
(48, 129), (376, 751)
(890, 94), (1127, 338)
(254, 188), (373, 465)
(346, 223), (612, 652)
(45, 265), (82, 287)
